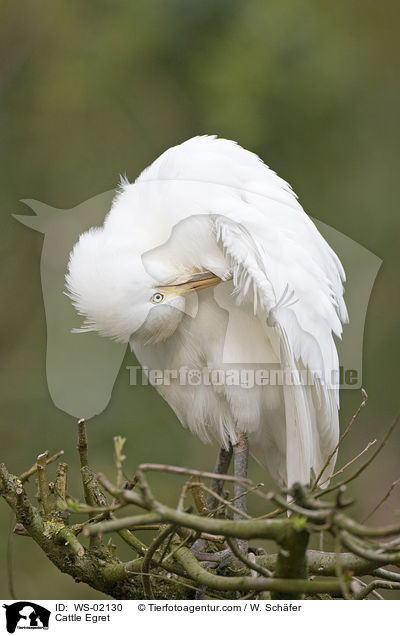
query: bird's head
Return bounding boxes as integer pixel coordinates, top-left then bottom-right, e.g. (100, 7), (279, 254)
(66, 226), (222, 345)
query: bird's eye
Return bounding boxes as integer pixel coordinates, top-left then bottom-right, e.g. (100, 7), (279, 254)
(151, 292), (165, 304)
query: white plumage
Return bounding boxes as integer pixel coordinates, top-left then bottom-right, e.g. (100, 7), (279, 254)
(66, 136), (347, 489)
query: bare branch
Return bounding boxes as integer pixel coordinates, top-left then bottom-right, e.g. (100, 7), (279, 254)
(77, 418), (89, 468)
(113, 436), (126, 487)
(363, 478), (400, 523)
(354, 579), (400, 600)
(19, 450), (64, 484)
(319, 408), (400, 497)
(225, 537), (272, 577)
(136, 463), (251, 486)
(141, 525), (177, 599)
(317, 439), (376, 488)
(36, 452), (53, 515)
(312, 388), (368, 490)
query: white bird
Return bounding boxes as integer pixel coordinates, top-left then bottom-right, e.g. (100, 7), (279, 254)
(66, 136), (347, 502)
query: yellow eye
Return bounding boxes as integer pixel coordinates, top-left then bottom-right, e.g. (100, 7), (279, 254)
(151, 292), (165, 304)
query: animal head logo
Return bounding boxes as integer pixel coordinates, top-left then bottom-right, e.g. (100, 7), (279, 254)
(2, 602), (50, 633)
(14, 185), (381, 419)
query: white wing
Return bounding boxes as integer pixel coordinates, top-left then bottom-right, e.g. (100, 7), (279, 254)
(210, 210), (346, 487)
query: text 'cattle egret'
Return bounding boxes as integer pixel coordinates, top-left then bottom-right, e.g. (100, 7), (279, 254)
(66, 136), (348, 508)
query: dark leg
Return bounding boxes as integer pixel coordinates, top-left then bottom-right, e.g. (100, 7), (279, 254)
(192, 445), (233, 595)
(206, 443), (233, 512)
(233, 431), (249, 553)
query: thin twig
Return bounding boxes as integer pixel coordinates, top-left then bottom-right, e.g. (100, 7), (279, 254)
(190, 481), (251, 519)
(136, 463), (251, 486)
(354, 579), (400, 600)
(318, 409), (400, 497)
(210, 483), (265, 519)
(317, 439), (377, 488)
(351, 576), (384, 600)
(340, 530), (400, 564)
(261, 491), (330, 522)
(162, 532), (194, 564)
(114, 436), (126, 488)
(177, 478), (196, 513)
(84, 512), (163, 536)
(141, 525), (177, 599)
(226, 537), (272, 577)
(363, 478), (400, 523)
(19, 450), (65, 484)
(372, 568), (400, 583)
(312, 388), (368, 490)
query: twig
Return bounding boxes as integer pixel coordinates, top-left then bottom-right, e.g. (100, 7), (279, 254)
(36, 452), (52, 515)
(318, 409), (400, 497)
(226, 537), (272, 577)
(334, 530), (351, 599)
(141, 525), (177, 599)
(19, 450), (65, 484)
(81, 466), (108, 548)
(187, 477), (208, 515)
(351, 576), (384, 600)
(340, 530), (400, 564)
(335, 513), (400, 538)
(71, 511), (114, 535)
(363, 478), (400, 523)
(262, 491), (331, 522)
(54, 462), (68, 508)
(114, 436), (126, 487)
(372, 568), (400, 583)
(161, 532), (194, 564)
(77, 418), (89, 468)
(177, 478), (196, 513)
(65, 501), (121, 514)
(117, 528), (147, 556)
(77, 419), (108, 548)
(57, 527), (85, 557)
(211, 483), (265, 519)
(354, 579), (400, 600)
(136, 463), (251, 486)
(190, 481), (251, 519)
(317, 439), (377, 489)
(312, 388), (368, 490)
(84, 512), (163, 536)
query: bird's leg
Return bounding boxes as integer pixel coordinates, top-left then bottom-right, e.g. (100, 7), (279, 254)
(191, 445), (233, 569)
(205, 443), (233, 513)
(233, 430), (249, 554)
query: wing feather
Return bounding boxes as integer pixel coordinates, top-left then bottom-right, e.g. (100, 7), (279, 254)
(211, 210), (346, 487)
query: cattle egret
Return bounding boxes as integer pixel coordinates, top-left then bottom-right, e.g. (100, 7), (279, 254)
(66, 136), (347, 509)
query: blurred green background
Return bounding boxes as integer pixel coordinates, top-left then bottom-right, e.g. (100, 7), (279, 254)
(1, 0), (399, 599)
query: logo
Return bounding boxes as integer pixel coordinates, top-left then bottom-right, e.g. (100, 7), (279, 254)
(2, 603), (50, 633)
(14, 188), (381, 418)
